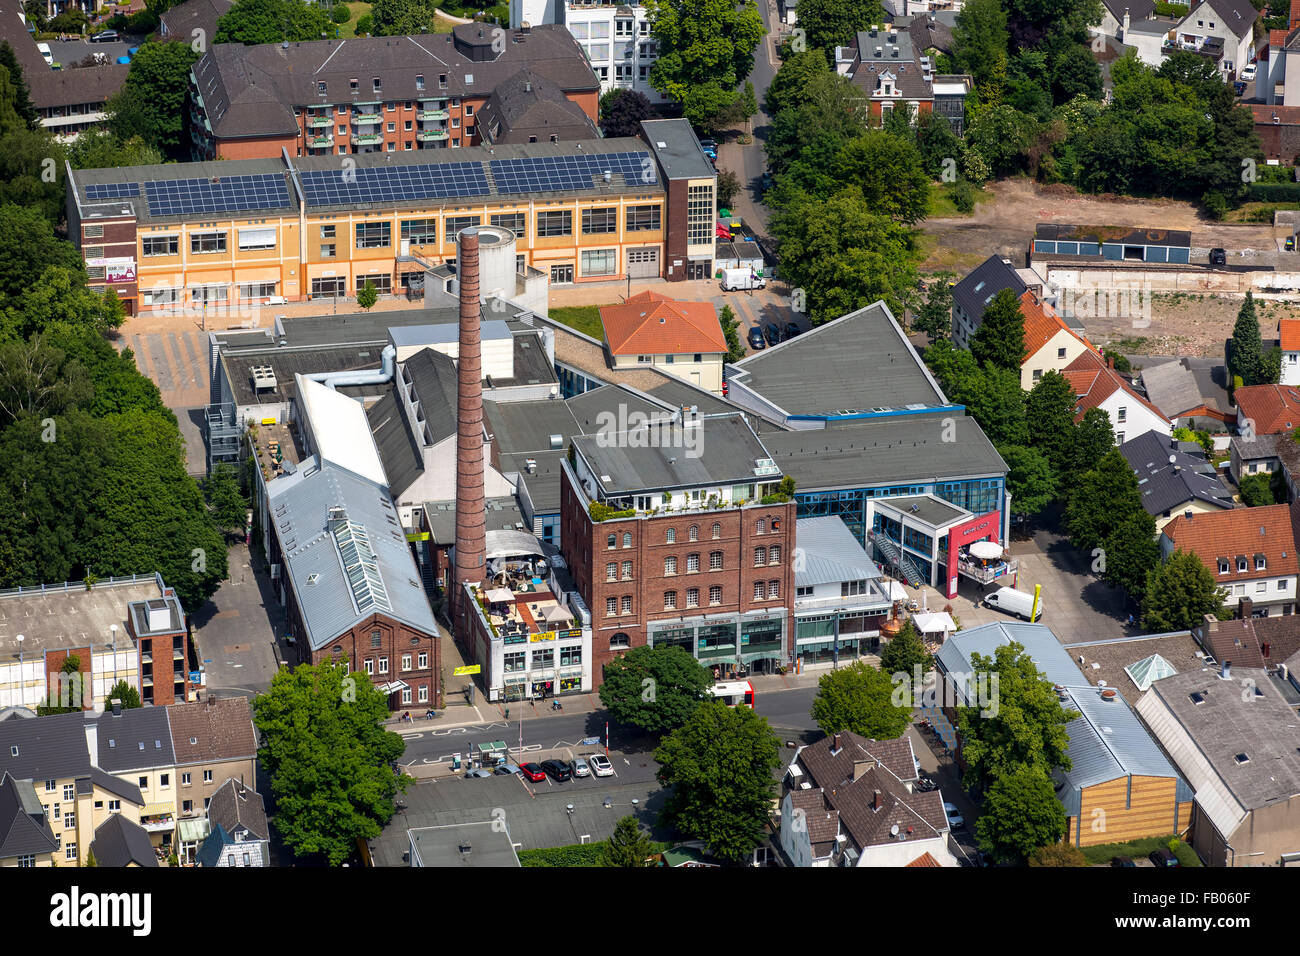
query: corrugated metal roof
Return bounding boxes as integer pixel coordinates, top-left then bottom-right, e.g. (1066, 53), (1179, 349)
(1059, 685), (1191, 798)
(268, 458), (440, 650)
(794, 516), (882, 587)
(935, 622), (1082, 703)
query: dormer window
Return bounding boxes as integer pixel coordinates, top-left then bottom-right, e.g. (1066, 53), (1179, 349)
(1218, 559), (1229, 574)
(1237, 557), (1248, 572)
(1257, 556), (1267, 571)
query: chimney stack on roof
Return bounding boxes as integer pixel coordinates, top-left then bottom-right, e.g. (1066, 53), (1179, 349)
(454, 227), (488, 636)
(872, 790), (883, 811)
(1204, 613), (1219, 633)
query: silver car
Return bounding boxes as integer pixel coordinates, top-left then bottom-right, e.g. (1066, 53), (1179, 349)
(571, 757), (591, 778)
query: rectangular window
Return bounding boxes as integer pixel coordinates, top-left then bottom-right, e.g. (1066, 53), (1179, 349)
(401, 219), (437, 245)
(401, 654), (412, 671)
(418, 685), (429, 703)
(606, 597), (617, 617)
(203, 770), (213, 783)
(17, 855), (35, 867)
(364, 659), (374, 675)
(237, 227), (276, 250)
(182, 772), (191, 786)
(607, 562), (618, 581)
(65, 811), (75, 829)
(320, 224), (336, 239)
(561, 645), (582, 667)
(754, 581), (764, 600)
(418, 651), (428, 669)
(1117, 407), (1127, 423)
(537, 210), (573, 237)
(378, 656), (389, 673)
(665, 556), (677, 575)
(320, 243), (337, 259)
(582, 207), (618, 234)
(355, 221), (391, 249)
(490, 212), (526, 238)
(754, 547), (766, 567)
(45, 780), (55, 793)
(622, 561), (633, 580)
(182, 799), (193, 813)
(142, 235), (179, 257)
(83, 224), (103, 239)
(686, 587), (699, 608)
(581, 248), (618, 276)
(664, 591), (677, 610)
(62, 784), (74, 801)
(504, 651), (526, 673)
(621, 595), (632, 615)
(709, 586), (722, 605)
(626, 205), (660, 231)
(190, 232), (227, 254)
(532, 648), (554, 669)
(160, 774), (169, 787)
(769, 545), (781, 565)
(710, 552), (723, 571)
(139, 777), (148, 790)
(65, 843), (77, 862)
(769, 580), (780, 598)
(687, 184), (714, 245)
(356, 273), (393, 295)
(445, 215), (481, 238)
(237, 282), (278, 300)
(402, 688), (412, 704)
(108, 800), (120, 812)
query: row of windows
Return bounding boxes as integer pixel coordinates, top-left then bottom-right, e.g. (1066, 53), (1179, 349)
(1217, 556), (1271, 574)
(503, 647), (583, 671)
(753, 546), (782, 566)
(361, 652), (430, 674)
(660, 582), (778, 610)
(663, 552), (725, 574)
(312, 76), (460, 96)
(605, 595), (635, 616)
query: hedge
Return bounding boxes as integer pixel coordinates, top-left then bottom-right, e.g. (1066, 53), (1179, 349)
(1247, 182), (1300, 203)
(519, 839), (671, 867)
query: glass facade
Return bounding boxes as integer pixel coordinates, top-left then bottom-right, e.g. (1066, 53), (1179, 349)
(796, 478), (1004, 549)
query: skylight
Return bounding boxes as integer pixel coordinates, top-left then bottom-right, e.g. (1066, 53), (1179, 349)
(332, 518), (392, 614)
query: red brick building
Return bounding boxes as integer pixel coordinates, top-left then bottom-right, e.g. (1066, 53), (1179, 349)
(559, 411), (797, 683)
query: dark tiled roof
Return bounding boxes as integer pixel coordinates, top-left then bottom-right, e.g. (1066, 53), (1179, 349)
(403, 348), (461, 447)
(195, 25), (598, 140)
(788, 787), (840, 848)
(952, 255), (1026, 327)
(0, 711), (98, 782)
(167, 698), (257, 767)
(832, 766), (948, 850)
(478, 69), (597, 145)
(0, 773), (59, 859)
(206, 777), (268, 842)
(160, 0), (233, 43)
(796, 730), (918, 790)
(903, 13), (955, 54)
(1101, 0), (1156, 21)
(1120, 430), (1233, 517)
(368, 388), (425, 499)
(196, 822), (234, 867)
(1201, 0), (1260, 36)
(1194, 614), (1300, 669)
(89, 812), (158, 867)
(96, 707), (176, 773)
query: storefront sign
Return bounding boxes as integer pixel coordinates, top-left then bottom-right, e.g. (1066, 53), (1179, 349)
(88, 257), (136, 283)
(530, 631), (556, 643)
(453, 665), (481, 676)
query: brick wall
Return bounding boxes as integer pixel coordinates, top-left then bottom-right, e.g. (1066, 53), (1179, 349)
(299, 611), (441, 710)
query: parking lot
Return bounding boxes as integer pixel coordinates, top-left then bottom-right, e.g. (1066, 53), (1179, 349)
(42, 34), (144, 68)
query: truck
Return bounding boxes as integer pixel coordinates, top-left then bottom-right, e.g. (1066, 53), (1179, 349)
(721, 268), (765, 291)
(982, 586), (1043, 621)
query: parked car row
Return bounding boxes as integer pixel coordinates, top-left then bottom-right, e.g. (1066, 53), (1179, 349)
(747, 321), (802, 351)
(466, 754), (614, 782)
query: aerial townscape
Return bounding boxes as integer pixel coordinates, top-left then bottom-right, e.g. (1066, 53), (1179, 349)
(0, 0), (1294, 912)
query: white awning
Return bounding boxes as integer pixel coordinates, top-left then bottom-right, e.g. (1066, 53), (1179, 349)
(541, 604), (573, 625)
(376, 680), (409, 694)
(912, 612), (956, 635)
(485, 588), (515, 604)
(968, 541), (1003, 560)
(883, 581), (910, 602)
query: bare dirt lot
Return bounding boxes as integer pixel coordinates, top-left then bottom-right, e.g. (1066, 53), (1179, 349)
(919, 179), (1300, 356)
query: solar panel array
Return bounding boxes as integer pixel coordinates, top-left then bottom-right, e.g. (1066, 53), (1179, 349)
(490, 151), (657, 194)
(298, 162), (490, 207)
(84, 182), (140, 200)
(143, 174), (291, 217)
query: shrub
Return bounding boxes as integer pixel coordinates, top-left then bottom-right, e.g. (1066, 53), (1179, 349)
(948, 179), (976, 214)
(331, 3), (351, 23)
(354, 13), (372, 34)
(589, 501), (635, 522)
(1201, 190), (1228, 220)
(1247, 182), (1300, 203)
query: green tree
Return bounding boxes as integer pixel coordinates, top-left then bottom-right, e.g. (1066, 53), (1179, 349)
(1239, 470), (1276, 507)
(957, 366), (1029, 448)
(597, 645), (714, 734)
(998, 444), (1056, 518)
(66, 128), (163, 170)
(654, 700), (780, 864)
(1028, 842), (1089, 866)
(965, 104), (1039, 178)
(957, 642), (1077, 795)
(369, 0), (436, 34)
(1064, 449), (1145, 554)
(203, 461), (248, 539)
(810, 659), (912, 739)
(0, 205), (84, 301)
(253, 662), (409, 865)
(765, 72), (867, 178)
(1, 267), (126, 342)
(1259, 346), (1283, 386)
(924, 337), (980, 397)
(599, 89), (653, 138)
(953, 0), (1009, 99)
(878, 619), (932, 678)
(716, 167), (741, 210)
(790, 0), (884, 58)
(912, 272), (955, 343)
(644, 0), (765, 130)
(1141, 549), (1228, 632)
(1100, 510), (1159, 602)
(1172, 425), (1213, 457)
(215, 0), (335, 43)
(1229, 292), (1262, 387)
(764, 47), (831, 118)
(975, 764), (1067, 864)
(331, 2), (351, 22)
(357, 279), (378, 311)
(970, 288), (1025, 372)
(106, 41), (199, 159)
(105, 679), (143, 709)
(1025, 371), (1079, 479)
(603, 815), (654, 867)
(0, 336), (93, 428)
(832, 130), (931, 224)
(718, 304), (745, 364)
(915, 111), (963, 180)
(0, 42), (38, 129)
(1069, 406), (1116, 484)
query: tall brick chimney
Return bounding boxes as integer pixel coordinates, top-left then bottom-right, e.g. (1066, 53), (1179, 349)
(454, 227), (487, 637)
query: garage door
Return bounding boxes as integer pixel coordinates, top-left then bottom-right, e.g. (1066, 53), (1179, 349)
(627, 247), (659, 278)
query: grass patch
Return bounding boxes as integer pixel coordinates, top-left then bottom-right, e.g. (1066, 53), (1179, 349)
(926, 181), (992, 218)
(547, 305), (609, 340)
(915, 233), (990, 271)
(1107, 335), (1151, 353)
(1221, 201), (1300, 223)
(519, 839), (671, 867)
(335, 2), (370, 36)
(1079, 834), (1201, 867)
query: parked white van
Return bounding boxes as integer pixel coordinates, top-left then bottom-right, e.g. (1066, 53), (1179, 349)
(982, 587), (1043, 621)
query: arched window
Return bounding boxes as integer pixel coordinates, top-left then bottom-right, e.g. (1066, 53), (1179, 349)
(607, 534), (616, 549)
(689, 525), (699, 541)
(666, 528), (676, 543)
(622, 532), (632, 548)
(711, 523), (721, 539)
(610, 633), (631, 649)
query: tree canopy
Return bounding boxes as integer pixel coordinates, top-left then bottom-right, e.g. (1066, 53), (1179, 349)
(790, 0), (884, 60)
(1141, 549), (1228, 632)
(215, 0), (335, 43)
(253, 663), (409, 865)
(603, 816), (655, 867)
(368, 0), (437, 35)
(599, 89), (654, 138)
(654, 700), (780, 864)
(810, 659), (912, 740)
(878, 619), (932, 679)
(970, 288), (1026, 372)
(1229, 292), (1262, 387)
(106, 41), (199, 160)
(597, 645), (714, 734)
(976, 764), (1068, 864)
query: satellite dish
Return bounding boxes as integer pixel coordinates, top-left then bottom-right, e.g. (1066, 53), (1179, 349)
(1168, 454), (1176, 464)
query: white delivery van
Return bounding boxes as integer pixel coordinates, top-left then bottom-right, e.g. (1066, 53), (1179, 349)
(983, 587), (1043, 621)
(721, 268), (766, 291)
(37, 42), (53, 66)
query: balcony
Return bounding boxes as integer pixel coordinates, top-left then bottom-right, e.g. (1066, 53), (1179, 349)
(353, 111), (382, 124)
(418, 109), (449, 121)
(417, 129), (449, 142)
(353, 133), (383, 146)
(307, 115), (333, 128)
(308, 135), (334, 149)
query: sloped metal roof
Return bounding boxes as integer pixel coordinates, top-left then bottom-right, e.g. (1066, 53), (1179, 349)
(794, 516), (882, 587)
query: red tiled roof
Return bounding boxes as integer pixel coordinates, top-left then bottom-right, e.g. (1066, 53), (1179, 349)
(1281, 318), (1300, 352)
(1161, 503), (1300, 579)
(1234, 384), (1300, 434)
(1020, 291), (1091, 363)
(600, 290), (727, 356)
(907, 852), (942, 867)
(1062, 349), (1169, 424)
(1251, 105), (1300, 127)
(1195, 614), (1300, 669)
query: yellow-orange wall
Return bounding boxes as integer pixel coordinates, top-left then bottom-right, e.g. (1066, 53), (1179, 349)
(1065, 775), (1191, 848)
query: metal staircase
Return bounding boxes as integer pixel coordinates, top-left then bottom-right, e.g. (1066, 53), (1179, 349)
(868, 531), (925, 587)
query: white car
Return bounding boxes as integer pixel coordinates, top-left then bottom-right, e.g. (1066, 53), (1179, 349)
(1241, 63), (1257, 82)
(588, 753), (614, 777)
(943, 802), (965, 828)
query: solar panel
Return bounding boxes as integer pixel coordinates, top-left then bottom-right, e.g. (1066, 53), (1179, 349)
(489, 151), (657, 194)
(85, 182), (140, 200)
(298, 162), (491, 207)
(142, 174), (291, 217)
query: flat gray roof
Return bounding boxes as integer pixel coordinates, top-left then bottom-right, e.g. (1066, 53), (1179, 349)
(0, 577), (168, 658)
(729, 301), (948, 419)
(759, 413), (1006, 491)
(641, 118), (716, 181)
(408, 820), (521, 867)
(874, 494), (969, 528)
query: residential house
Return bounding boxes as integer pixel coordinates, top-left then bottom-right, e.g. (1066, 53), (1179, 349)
(842, 26), (972, 134)
(89, 813), (159, 868)
(1281, 318), (1300, 386)
(1126, 16), (1183, 66)
(203, 777), (269, 867)
(1139, 357), (1235, 429)
(934, 622), (1194, 847)
(779, 730), (958, 867)
(1019, 290), (1094, 390)
(166, 697), (258, 822)
(950, 255), (1028, 350)
(93, 702), (179, 850)
(0, 772), (59, 867)
(1233, 384), (1300, 436)
(1191, 604), (1300, 665)
(1119, 430), (1234, 534)
(1159, 505), (1299, 617)
(0, 711), (146, 867)
(158, 0), (233, 43)
(1136, 666), (1300, 865)
(1063, 348), (1173, 445)
(476, 69), (600, 145)
(600, 290), (728, 395)
(1093, 0), (1156, 38)
(1177, 0), (1259, 78)
(1229, 431), (1282, 485)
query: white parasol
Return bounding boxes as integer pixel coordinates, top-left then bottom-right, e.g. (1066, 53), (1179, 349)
(969, 540), (1003, 561)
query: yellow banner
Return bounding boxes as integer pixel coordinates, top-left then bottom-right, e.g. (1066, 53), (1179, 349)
(530, 632), (556, 643)
(453, 665), (481, 676)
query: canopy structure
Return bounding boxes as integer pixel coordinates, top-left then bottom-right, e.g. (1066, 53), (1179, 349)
(541, 604), (573, 625)
(485, 529), (545, 561)
(968, 540), (1003, 560)
(912, 612), (956, 637)
(484, 587), (516, 605)
(883, 581), (910, 602)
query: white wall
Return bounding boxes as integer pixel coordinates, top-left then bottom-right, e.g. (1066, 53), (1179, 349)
(857, 833), (958, 867)
(1282, 349), (1300, 386)
(1102, 391), (1172, 446)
